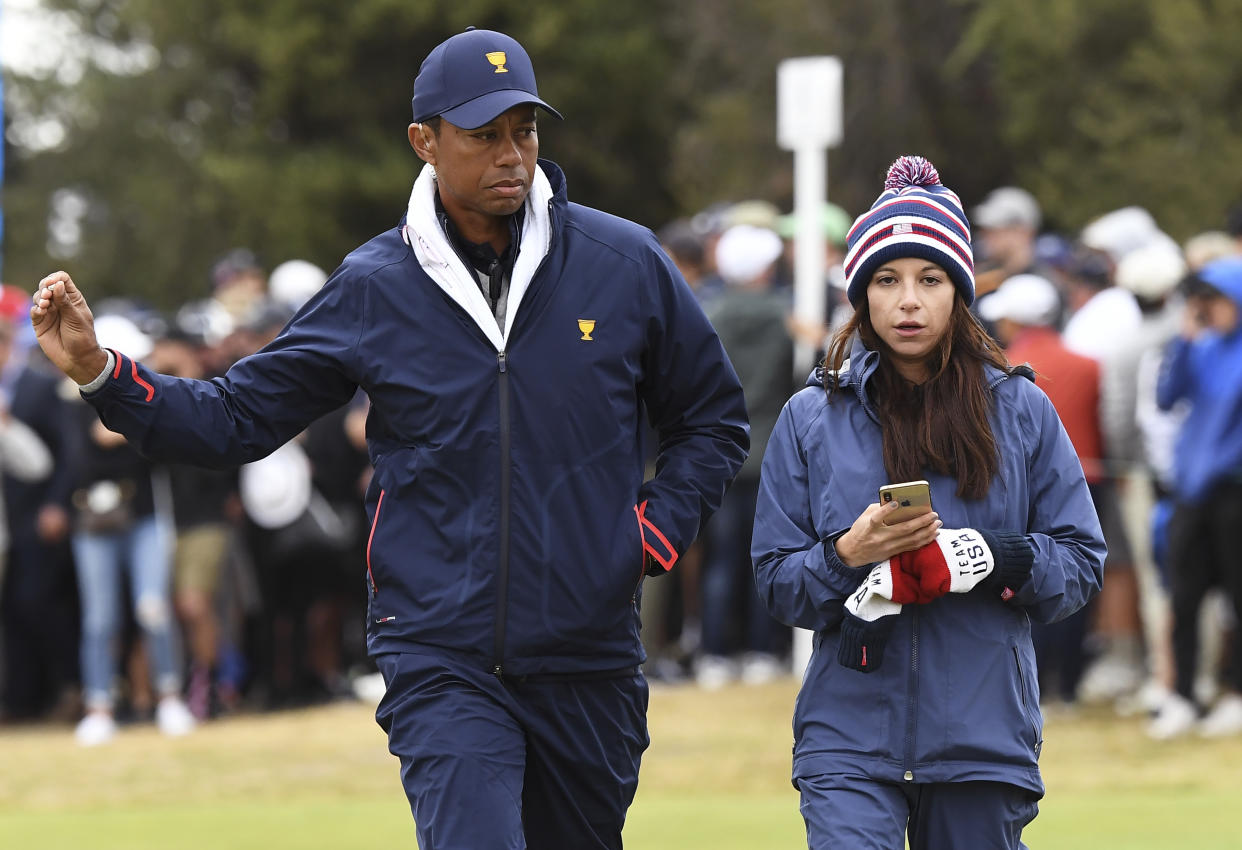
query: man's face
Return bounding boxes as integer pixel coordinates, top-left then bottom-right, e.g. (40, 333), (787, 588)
(1199, 293), (1241, 335)
(979, 225), (1032, 268)
(410, 105), (539, 226)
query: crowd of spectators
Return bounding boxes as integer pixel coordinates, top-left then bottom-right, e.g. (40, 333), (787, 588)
(2, 185), (1241, 745)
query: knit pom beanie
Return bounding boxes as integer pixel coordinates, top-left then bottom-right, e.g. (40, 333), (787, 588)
(843, 155), (975, 306)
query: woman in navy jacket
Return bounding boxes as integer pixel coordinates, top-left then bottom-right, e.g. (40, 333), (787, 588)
(752, 156), (1104, 849)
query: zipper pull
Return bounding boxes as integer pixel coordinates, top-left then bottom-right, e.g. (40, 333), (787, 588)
(497, 351), (507, 373)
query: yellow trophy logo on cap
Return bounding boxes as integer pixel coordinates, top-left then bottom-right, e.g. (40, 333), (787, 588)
(486, 51), (509, 73)
(578, 319), (596, 341)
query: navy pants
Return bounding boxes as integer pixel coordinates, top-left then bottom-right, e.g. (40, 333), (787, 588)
(375, 650), (649, 849)
(797, 774), (1039, 850)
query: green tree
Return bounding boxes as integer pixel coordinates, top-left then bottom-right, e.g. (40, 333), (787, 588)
(4, 0), (682, 306)
(953, 0), (1242, 238)
(664, 0), (1011, 221)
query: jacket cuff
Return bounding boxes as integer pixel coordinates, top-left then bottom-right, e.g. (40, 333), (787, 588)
(978, 530), (1035, 601)
(822, 528), (871, 584)
(77, 349), (117, 393)
(81, 349), (157, 404)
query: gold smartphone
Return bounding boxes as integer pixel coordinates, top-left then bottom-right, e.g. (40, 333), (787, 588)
(878, 480), (932, 525)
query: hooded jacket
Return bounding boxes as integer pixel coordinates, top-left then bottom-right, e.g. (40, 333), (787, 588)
(751, 338), (1104, 794)
(1156, 257), (1242, 503)
(83, 159), (749, 676)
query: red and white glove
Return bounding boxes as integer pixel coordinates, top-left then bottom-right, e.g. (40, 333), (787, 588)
(895, 527), (1034, 602)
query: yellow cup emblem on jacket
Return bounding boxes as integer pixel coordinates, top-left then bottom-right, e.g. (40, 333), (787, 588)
(486, 52), (509, 73)
(578, 319), (596, 341)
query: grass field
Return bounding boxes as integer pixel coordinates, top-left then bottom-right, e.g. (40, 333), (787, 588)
(1, 677), (1240, 848)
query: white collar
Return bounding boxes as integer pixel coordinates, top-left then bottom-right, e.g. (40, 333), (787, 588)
(403, 163), (554, 350)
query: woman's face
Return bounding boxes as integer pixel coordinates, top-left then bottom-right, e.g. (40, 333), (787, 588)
(866, 257), (957, 383)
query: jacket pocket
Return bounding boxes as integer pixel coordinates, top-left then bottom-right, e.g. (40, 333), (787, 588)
(1012, 645), (1042, 754)
(631, 503), (648, 600)
(366, 489), (385, 597)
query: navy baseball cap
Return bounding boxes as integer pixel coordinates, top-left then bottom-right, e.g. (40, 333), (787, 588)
(411, 28), (563, 129)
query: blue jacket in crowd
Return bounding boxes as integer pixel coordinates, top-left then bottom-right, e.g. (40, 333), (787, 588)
(82, 159), (749, 677)
(752, 339), (1105, 795)
(1156, 256), (1242, 504)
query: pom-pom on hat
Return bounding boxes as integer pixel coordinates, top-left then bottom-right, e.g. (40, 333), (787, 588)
(843, 155), (975, 307)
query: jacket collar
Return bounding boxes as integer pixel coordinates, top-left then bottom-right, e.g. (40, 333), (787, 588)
(812, 333), (1024, 419)
(403, 160), (556, 350)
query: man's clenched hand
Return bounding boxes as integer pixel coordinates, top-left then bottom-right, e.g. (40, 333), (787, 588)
(31, 272), (110, 386)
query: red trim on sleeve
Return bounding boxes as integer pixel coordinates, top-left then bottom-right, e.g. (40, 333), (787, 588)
(366, 490), (385, 594)
(636, 500), (678, 572)
(109, 348), (123, 379)
(130, 358), (155, 402)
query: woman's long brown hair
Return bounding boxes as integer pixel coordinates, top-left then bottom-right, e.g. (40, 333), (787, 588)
(823, 297), (1015, 500)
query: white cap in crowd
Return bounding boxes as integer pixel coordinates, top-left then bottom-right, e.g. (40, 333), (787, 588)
(268, 259), (329, 311)
(973, 187), (1041, 231)
(1080, 207), (1181, 263)
(1115, 242), (1188, 302)
(978, 273), (1060, 327)
(93, 313), (154, 360)
(714, 224), (784, 286)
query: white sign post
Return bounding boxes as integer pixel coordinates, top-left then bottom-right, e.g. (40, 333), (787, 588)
(777, 56), (843, 677)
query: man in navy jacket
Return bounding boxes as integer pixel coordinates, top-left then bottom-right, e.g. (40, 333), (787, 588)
(31, 27), (748, 849)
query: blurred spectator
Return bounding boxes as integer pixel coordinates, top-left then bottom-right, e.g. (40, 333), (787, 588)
(1150, 257), (1242, 739)
(1, 287), (85, 725)
(225, 286), (362, 706)
(697, 224), (794, 688)
(210, 248), (268, 327)
(268, 260), (329, 313)
(148, 326), (241, 720)
(0, 314), (56, 565)
(1061, 244), (1142, 360)
(1103, 242), (1189, 485)
(1184, 230), (1239, 271)
(70, 315), (194, 746)
(651, 217), (717, 679)
(0, 309), (57, 705)
(300, 399), (372, 696)
(778, 202), (853, 356)
(1080, 206), (1181, 266)
(1106, 242), (1190, 714)
(981, 273), (1103, 706)
(688, 201), (734, 303)
(723, 199), (781, 232)
(972, 187), (1043, 287)
(1060, 242), (1147, 705)
(658, 219), (708, 294)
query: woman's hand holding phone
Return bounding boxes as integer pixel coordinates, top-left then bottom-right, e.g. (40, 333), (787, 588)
(833, 500), (942, 568)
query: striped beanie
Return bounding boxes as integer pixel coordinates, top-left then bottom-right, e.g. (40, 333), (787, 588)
(843, 156), (975, 307)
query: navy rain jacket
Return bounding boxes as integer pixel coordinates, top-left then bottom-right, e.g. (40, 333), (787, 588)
(84, 159), (749, 677)
(752, 339), (1104, 795)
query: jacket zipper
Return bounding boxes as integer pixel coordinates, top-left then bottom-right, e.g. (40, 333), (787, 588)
(366, 489), (385, 596)
(492, 351), (511, 677)
(1013, 646), (1040, 746)
(490, 198), (559, 678)
(903, 607), (920, 781)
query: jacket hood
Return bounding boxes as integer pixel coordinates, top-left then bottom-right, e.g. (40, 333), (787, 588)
(1200, 256), (1242, 308)
(807, 333), (878, 390)
(807, 333), (1028, 394)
